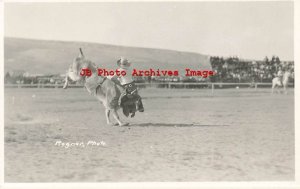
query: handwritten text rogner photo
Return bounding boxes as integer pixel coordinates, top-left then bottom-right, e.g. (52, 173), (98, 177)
(80, 68), (216, 78)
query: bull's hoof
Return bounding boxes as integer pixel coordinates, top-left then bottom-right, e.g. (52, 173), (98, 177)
(107, 123), (119, 126)
(119, 122), (129, 126)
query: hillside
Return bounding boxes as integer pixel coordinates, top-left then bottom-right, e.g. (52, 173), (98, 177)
(4, 37), (211, 75)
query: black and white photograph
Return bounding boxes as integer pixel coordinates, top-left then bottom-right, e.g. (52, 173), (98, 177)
(1, 0), (298, 187)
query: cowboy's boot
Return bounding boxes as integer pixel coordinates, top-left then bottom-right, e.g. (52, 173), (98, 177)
(130, 112), (135, 118)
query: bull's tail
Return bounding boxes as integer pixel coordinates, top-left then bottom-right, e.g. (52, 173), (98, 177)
(63, 73), (69, 89)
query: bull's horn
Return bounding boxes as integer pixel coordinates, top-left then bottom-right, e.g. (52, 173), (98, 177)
(79, 48), (84, 57)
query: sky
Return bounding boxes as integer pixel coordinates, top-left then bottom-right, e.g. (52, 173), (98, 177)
(4, 1), (294, 60)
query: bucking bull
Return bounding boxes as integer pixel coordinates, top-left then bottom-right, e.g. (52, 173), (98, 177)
(63, 48), (144, 126)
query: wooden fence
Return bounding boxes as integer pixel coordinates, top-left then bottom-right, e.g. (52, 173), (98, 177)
(4, 82), (294, 94)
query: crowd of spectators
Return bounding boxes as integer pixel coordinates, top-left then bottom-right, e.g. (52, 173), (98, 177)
(210, 56), (294, 83)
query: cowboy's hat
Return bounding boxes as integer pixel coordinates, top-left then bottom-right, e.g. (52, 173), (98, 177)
(117, 57), (131, 68)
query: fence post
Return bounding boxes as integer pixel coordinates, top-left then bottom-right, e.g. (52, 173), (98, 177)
(211, 83), (214, 94)
(255, 83), (258, 91)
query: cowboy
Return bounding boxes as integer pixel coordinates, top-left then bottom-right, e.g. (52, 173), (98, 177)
(277, 66), (284, 86)
(107, 57), (144, 115)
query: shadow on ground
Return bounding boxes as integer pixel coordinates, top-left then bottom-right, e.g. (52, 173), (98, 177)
(128, 123), (230, 127)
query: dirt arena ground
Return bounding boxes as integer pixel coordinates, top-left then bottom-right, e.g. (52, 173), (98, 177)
(4, 87), (294, 182)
